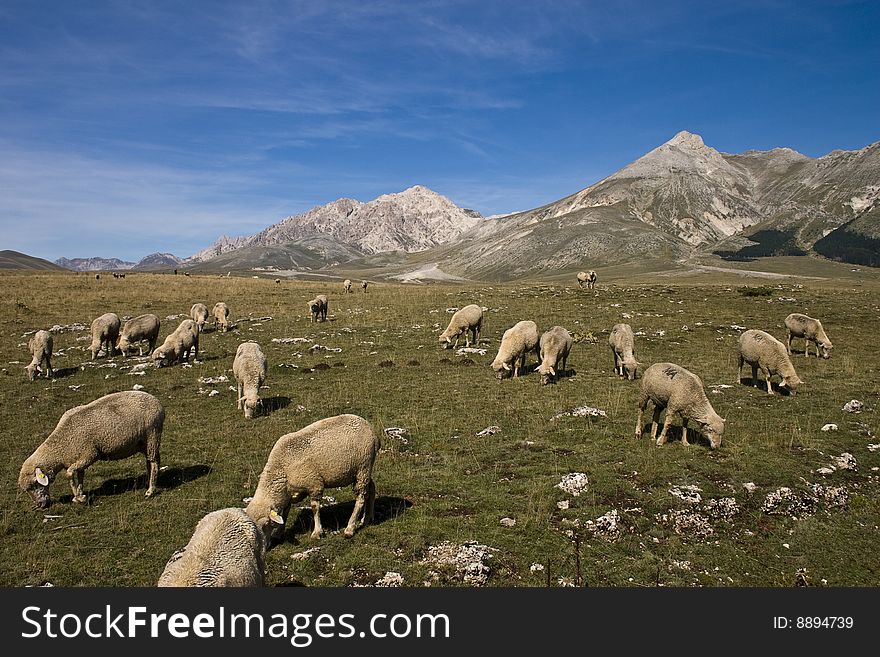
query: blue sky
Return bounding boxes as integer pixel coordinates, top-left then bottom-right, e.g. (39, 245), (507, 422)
(1, 0), (878, 262)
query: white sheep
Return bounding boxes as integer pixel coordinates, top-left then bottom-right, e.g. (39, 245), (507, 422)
(117, 313), (161, 356)
(152, 318), (200, 367)
(26, 330), (53, 380)
(361, 281), (369, 293)
(212, 302), (230, 332)
(157, 508), (265, 587)
(737, 329), (803, 395)
(438, 304), (483, 349)
(89, 312), (121, 359)
(190, 303), (209, 331)
(536, 326), (572, 385)
(785, 313), (833, 359)
(233, 341), (268, 419)
(308, 294), (328, 323)
(245, 414), (380, 541)
(343, 279), (352, 293)
(635, 362), (725, 449)
(490, 320), (540, 379)
(577, 270), (597, 290)
(609, 323), (640, 380)
(18, 390), (164, 508)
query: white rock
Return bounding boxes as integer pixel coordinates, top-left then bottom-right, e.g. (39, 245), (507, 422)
(499, 517), (516, 527)
(821, 423), (838, 432)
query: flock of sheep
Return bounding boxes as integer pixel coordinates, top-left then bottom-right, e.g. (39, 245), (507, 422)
(17, 273), (834, 586)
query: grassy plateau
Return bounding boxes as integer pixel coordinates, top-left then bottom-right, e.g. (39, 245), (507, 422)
(1, 269), (878, 587)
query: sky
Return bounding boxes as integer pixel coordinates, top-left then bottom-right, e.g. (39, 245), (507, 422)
(1, 0), (878, 262)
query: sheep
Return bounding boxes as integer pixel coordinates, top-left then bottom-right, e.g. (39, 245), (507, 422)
(26, 330), (53, 380)
(89, 312), (121, 359)
(785, 313), (833, 359)
(343, 279), (352, 293)
(245, 414), (380, 542)
(438, 304), (483, 349)
(308, 294), (328, 322)
(490, 320), (540, 379)
(576, 270), (597, 290)
(737, 329), (803, 395)
(157, 508), (266, 587)
(362, 281), (368, 293)
(190, 302), (209, 331)
(609, 323), (640, 380)
(152, 318), (200, 367)
(18, 390), (164, 508)
(536, 325), (572, 385)
(635, 362), (725, 449)
(212, 302), (230, 332)
(233, 341), (268, 419)
(116, 313), (161, 356)
(275, 278), (281, 284)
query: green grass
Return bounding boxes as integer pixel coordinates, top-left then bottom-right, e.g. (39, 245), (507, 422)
(1, 271), (878, 587)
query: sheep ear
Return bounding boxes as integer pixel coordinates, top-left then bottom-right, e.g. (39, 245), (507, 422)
(269, 509), (285, 525)
(35, 468), (49, 486)
(778, 380), (787, 388)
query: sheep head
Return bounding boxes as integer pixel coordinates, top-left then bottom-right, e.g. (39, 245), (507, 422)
(19, 465), (52, 509)
(702, 415), (726, 450)
(819, 342), (833, 359)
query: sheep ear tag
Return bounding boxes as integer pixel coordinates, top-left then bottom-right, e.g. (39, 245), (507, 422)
(269, 510), (285, 525)
(35, 468), (49, 486)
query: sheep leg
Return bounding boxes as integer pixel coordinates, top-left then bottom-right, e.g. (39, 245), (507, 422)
(635, 402), (645, 439)
(656, 413), (673, 446)
(681, 419), (689, 446)
(787, 332), (793, 355)
(145, 455), (159, 497)
(363, 479), (376, 526)
(612, 349), (620, 376)
(650, 405), (662, 441)
(344, 486), (367, 538)
(764, 368), (773, 394)
(751, 364), (759, 388)
(67, 467), (86, 503)
(736, 355), (744, 384)
(309, 491), (324, 539)
(237, 382), (244, 409)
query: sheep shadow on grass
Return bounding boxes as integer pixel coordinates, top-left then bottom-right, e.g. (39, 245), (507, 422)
(635, 422), (715, 449)
(258, 396), (291, 416)
(47, 366), (79, 379)
(281, 495), (412, 546)
(64, 464), (213, 503)
(737, 376), (796, 396)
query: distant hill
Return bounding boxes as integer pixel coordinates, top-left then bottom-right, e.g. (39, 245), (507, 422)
(55, 256), (135, 271)
(134, 252), (185, 270)
(0, 250), (66, 270)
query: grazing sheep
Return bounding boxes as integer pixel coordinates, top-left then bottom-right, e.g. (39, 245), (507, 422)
(212, 302), (230, 332)
(362, 281), (368, 293)
(609, 323), (640, 380)
(233, 342), (268, 419)
(89, 312), (121, 359)
(117, 313), (161, 356)
(737, 329), (803, 395)
(536, 326), (572, 385)
(635, 362), (725, 449)
(308, 294), (328, 323)
(274, 278), (281, 284)
(152, 319), (200, 367)
(785, 313), (833, 359)
(438, 304), (483, 349)
(190, 303), (209, 331)
(343, 279), (352, 293)
(158, 508), (266, 587)
(95, 273), (100, 281)
(245, 414), (380, 542)
(26, 330), (53, 380)
(18, 390), (164, 508)
(577, 270), (597, 290)
(491, 320), (540, 379)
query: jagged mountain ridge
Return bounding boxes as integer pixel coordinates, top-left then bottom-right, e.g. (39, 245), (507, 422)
(55, 256), (136, 271)
(190, 185), (482, 263)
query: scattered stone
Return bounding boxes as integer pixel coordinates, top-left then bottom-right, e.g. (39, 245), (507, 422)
(290, 547), (322, 561)
(833, 453), (857, 471)
(584, 509), (621, 542)
(556, 473), (589, 497)
(657, 509), (714, 538)
(208, 390), (219, 397)
(867, 444), (880, 452)
(821, 424), (838, 432)
(529, 563), (545, 573)
(455, 347), (487, 356)
(272, 337), (310, 344)
(557, 500), (570, 510)
(669, 485), (702, 504)
(703, 497), (739, 522)
(421, 541), (496, 586)
(499, 517), (516, 527)
(843, 400), (864, 413)
(476, 425), (500, 437)
(132, 384), (145, 391)
(383, 427), (409, 444)
(551, 406), (607, 421)
(198, 375), (228, 384)
(374, 572), (404, 587)
(743, 482), (757, 494)
(816, 467), (836, 476)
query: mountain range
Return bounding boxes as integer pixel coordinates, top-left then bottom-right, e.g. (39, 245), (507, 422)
(30, 131), (880, 276)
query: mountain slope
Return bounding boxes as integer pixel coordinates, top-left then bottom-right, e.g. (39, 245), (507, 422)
(190, 186), (482, 266)
(0, 250), (66, 270)
(56, 256), (135, 271)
